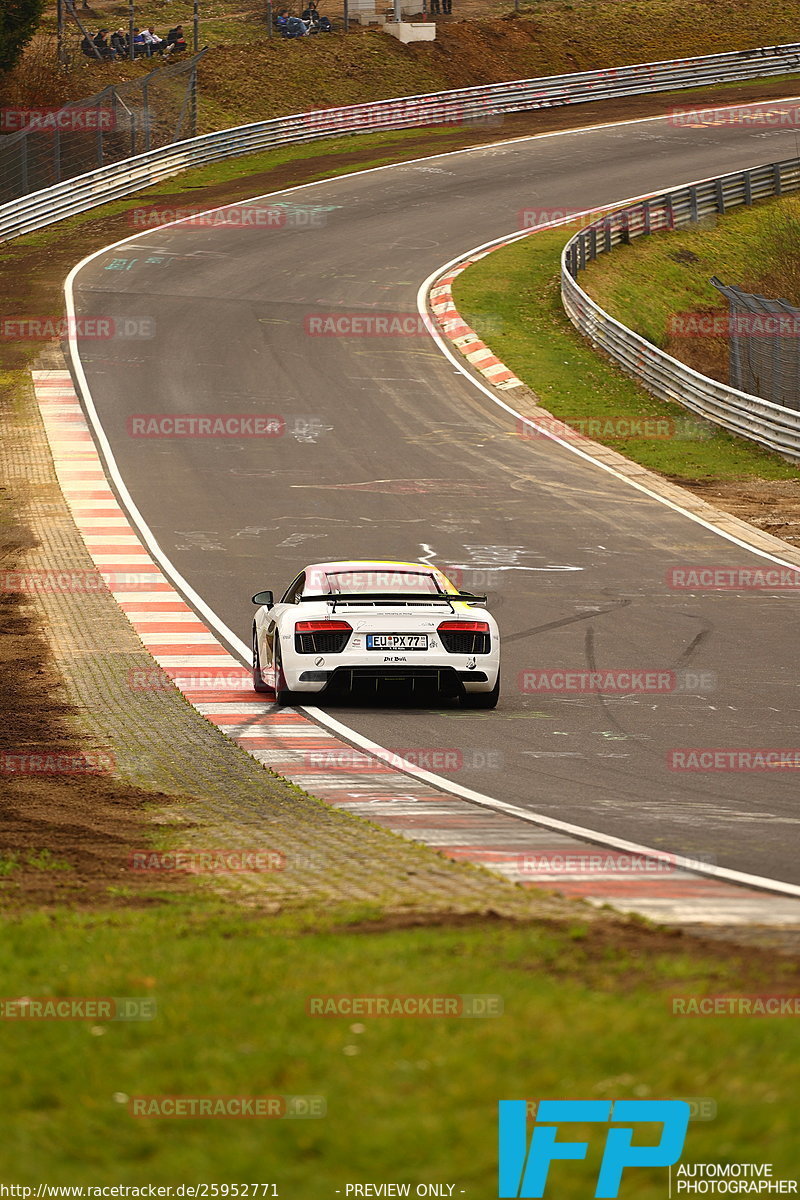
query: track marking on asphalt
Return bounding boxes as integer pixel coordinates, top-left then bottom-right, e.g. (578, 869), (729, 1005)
(59, 99), (800, 919)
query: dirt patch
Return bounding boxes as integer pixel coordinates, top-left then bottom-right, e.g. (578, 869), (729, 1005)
(0, 582), (193, 911)
(340, 911), (800, 976)
(674, 477), (800, 544)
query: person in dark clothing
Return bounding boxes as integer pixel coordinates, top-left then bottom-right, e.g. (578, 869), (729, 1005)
(301, 2), (320, 29)
(110, 28), (128, 56)
(164, 24), (188, 55)
(428, 0), (441, 14)
(302, 1), (332, 29)
(441, 0), (452, 12)
(93, 29), (116, 59)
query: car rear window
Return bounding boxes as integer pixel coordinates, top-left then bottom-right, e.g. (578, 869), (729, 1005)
(324, 570), (443, 594)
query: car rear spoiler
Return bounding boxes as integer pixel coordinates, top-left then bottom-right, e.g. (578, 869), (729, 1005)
(300, 591), (488, 611)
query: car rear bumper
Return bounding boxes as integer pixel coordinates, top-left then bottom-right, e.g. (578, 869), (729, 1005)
(289, 663), (496, 695)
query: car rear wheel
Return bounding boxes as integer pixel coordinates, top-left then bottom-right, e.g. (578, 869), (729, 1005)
(252, 626), (271, 694)
(459, 675), (500, 709)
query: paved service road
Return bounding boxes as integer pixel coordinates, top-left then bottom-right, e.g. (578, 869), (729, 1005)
(70, 105), (800, 884)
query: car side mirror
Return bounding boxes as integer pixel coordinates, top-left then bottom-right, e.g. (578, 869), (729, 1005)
(252, 590), (274, 606)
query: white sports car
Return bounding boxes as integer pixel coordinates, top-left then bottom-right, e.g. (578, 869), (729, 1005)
(251, 559), (500, 708)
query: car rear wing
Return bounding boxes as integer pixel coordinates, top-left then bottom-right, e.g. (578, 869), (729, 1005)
(300, 591), (488, 611)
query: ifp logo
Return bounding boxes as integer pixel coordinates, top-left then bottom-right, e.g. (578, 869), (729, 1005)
(499, 1099), (690, 1197)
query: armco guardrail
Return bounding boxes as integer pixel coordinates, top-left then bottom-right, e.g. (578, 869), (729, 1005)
(2, 42), (800, 241)
(561, 156), (800, 461)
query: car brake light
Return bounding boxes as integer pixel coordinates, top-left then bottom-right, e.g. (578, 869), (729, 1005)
(295, 620), (352, 633)
(437, 620), (489, 633)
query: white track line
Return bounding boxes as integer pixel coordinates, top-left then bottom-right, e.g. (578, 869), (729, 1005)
(63, 98), (800, 900)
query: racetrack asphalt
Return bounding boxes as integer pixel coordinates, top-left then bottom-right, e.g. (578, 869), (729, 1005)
(68, 103), (800, 886)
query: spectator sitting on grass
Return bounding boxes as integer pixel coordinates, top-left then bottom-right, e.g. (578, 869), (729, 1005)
(164, 24), (188, 55)
(301, 2), (332, 31)
(276, 8), (310, 36)
(110, 28), (128, 56)
(93, 29), (116, 59)
(143, 26), (167, 54)
(131, 27), (149, 55)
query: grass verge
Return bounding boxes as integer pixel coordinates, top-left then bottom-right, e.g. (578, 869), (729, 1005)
(452, 226), (799, 481)
(0, 907), (798, 1187)
(579, 193), (800, 386)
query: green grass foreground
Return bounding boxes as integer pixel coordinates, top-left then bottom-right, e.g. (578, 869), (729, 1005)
(0, 907), (798, 1190)
(452, 228), (799, 481)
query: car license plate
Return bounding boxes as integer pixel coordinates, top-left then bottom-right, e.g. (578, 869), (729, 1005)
(367, 634), (428, 651)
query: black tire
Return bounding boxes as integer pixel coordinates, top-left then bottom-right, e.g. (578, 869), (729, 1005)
(252, 626), (272, 694)
(459, 675), (500, 709)
(274, 643), (297, 707)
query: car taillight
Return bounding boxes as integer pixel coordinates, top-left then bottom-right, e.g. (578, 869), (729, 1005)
(437, 620), (489, 633)
(295, 620), (352, 633)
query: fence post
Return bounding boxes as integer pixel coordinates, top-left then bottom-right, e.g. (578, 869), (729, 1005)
(715, 178), (725, 214)
(773, 162), (783, 196)
(266, 0), (273, 36)
(689, 185), (699, 223)
(57, 0), (67, 66)
(743, 170), (753, 205)
(53, 126), (62, 184)
(96, 101), (104, 166)
(190, 62), (198, 138)
(142, 79), (152, 151)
